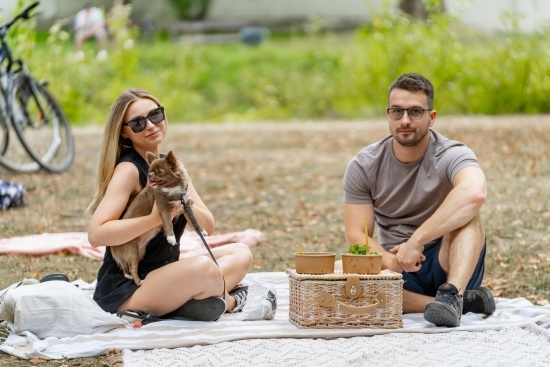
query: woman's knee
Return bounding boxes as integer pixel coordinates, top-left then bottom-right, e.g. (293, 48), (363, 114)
(200, 255), (224, 274)
(233, 242), (253, 269)
(186, 256), (223, 285)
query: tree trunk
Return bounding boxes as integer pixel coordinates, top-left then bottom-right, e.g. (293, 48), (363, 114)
(399, 0), (446, 20)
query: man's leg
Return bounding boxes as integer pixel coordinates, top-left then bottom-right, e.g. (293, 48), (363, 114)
(424, 214), (494, 327)
(443, 214), (485, 292)
(403, 290), (433, 313)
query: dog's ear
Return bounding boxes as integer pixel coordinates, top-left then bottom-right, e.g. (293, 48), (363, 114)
(165, 151), (178, 168)
(165, 151), (186, 179)
(146, 152), (157, 165)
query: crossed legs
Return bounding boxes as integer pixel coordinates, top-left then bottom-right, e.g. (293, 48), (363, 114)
(117, 242), (253, 316)
(403, 214), (485, 313)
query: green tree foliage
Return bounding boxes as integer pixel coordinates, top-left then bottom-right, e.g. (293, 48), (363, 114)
(7, 0), (550, 125)
(165, 0), (212, 20)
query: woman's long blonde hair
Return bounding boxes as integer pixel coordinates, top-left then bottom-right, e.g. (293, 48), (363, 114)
(86, 88), (163, 215)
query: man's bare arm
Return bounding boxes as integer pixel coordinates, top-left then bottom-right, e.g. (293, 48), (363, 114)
(394, 166), (486, 271)
(343, 202), (402, 272)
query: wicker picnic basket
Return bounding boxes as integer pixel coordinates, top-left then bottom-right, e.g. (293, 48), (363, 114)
(286, 269), (403, 329)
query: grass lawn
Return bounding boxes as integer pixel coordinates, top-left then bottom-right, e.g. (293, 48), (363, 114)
(0, 116), (549, 365)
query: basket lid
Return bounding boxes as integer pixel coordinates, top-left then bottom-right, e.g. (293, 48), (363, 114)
(285, 269), (403, 281)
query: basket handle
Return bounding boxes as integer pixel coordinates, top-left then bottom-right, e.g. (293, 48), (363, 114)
(318, 292), (386, 315)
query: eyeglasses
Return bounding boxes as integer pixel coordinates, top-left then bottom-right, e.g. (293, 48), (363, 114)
(387, 107), (431, 121)
(122, 106), (165, 133)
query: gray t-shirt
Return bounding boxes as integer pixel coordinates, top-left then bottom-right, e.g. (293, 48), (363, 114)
(343, 129), (480, 250)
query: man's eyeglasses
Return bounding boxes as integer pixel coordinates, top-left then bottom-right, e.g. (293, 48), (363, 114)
(122, 106), (165, 133)
(387, 108), (431, 121)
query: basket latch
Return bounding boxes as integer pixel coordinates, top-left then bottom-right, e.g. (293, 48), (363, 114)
(344, 275), (362, 299)
(317, 274), (387, 315)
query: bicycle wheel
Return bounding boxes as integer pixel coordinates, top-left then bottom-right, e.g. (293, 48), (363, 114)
(0, 102), (8, 155)
(0, 90), (41, 173)
(9, 74), (74, 173)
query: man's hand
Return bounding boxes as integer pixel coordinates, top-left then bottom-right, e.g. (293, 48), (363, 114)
(390, 242), (426, 273)
(386, 252), (404, 273)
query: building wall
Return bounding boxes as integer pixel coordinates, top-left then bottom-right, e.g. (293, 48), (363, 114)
(206, 0), (379, 29)
(446, 0), (550, 33)
(1, 0), (549, 33)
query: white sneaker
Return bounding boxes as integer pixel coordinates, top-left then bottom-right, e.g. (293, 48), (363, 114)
(237, 284), (277, 321)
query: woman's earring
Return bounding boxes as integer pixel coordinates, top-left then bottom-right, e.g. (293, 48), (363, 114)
(121, 136), (133, 149)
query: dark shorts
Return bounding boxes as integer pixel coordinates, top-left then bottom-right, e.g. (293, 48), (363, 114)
(401, 238), (486, 296)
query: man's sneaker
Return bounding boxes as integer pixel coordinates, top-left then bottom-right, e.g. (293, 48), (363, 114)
(463, 287), (496, 315)
(229, 284), (248, 313)
(162, 296), (226, 322)
(424, 283), (463, 327)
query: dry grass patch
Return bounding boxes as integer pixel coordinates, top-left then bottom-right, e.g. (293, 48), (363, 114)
(1, 116), (549, 365)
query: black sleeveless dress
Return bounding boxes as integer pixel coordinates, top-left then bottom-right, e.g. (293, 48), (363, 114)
(93, 148), (187, 313)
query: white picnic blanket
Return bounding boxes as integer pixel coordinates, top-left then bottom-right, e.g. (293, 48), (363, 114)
(124, 324), (550, 367)
(1, 272), (549, 362)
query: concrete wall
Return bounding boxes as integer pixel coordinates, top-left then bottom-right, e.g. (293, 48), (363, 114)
(206, 0), (380, 29)
(1, 0), (549, 33)
(0, 0), (175, 30)
(446, 0), (550, 33)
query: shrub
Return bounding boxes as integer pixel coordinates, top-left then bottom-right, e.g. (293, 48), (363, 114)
(8, 0), (550, 125)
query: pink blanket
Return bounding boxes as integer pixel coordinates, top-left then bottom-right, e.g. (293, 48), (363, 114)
(0, 229), (264, 260)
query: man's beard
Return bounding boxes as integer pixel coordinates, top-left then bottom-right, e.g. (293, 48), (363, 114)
(394, 127), (429, 147)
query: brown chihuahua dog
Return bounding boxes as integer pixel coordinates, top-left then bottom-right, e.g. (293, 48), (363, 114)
(111, 150), (195, 286)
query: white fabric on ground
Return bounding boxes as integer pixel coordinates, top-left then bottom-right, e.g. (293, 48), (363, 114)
(0, 272), (549, 361)
(124, 323), (550, 367)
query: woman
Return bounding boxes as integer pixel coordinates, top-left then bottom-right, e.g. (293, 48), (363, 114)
(87, 88), (252, 321)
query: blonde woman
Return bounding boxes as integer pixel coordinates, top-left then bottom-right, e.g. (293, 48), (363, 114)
(87, 88), (251, 321)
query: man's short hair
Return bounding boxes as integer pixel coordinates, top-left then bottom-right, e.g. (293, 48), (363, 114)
(389, 73), (435, 109)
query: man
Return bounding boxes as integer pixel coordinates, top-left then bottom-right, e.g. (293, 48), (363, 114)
(73, 3), (108, 60)
(342, 73), (495, 327)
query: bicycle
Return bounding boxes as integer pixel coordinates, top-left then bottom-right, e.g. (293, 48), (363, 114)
(0, 1), (74, 173)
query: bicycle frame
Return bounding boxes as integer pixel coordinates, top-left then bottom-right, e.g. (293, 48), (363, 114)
(0, 1), (74, 173)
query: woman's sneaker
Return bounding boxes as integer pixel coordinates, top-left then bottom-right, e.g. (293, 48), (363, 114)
(229, 284), (248, 313)
(237, 284), (277, 321)
(162, 296), (226, 322)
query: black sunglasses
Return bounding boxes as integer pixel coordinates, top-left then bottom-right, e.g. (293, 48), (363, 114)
(122, 106), (165, 133)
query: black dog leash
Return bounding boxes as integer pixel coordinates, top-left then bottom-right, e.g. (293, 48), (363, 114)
(179, 186), (225, 298)
(179, 190), (218, 266)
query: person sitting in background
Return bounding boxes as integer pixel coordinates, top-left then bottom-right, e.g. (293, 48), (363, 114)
(73, 2), (108, 60)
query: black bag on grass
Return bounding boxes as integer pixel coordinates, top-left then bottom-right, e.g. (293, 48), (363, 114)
(0, 179), (25, 210)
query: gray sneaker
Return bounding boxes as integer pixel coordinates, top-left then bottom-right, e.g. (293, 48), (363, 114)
(424, 283), (463, 327)
(463, 287), (496, 315)
(229, 284), (248, 313)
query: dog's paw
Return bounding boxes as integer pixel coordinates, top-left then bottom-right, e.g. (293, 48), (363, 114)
(167, 235), (177, 245)
(182, 194), (194, 207)
(124, 273), (133, 280)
